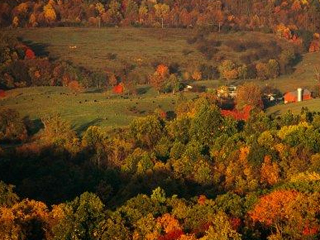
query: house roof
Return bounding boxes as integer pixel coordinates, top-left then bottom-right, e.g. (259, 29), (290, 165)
(284, 89), (311, 97)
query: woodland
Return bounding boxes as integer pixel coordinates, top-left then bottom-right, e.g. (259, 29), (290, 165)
(1, 0), (320, 240)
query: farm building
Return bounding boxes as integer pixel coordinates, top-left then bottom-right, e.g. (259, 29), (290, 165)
(284, 88), (312, 104)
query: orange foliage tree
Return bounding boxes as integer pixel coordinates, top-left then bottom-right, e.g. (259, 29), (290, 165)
(0, 199), (49, 240)
(249, 190), (320, 239)
(260, 155), (280, 186)
(68, 80), (83, 93)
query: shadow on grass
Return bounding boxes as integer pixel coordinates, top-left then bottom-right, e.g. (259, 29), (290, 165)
(137, 86), (151, 95)
(24, 117), (44, 136)
(18, 38), (50, 57)
(84, 88), (105, 94)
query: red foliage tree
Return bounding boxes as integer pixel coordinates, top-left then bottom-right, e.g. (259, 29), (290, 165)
(0, 90), (6, 98)
(25, 48), (35, 59)
(158, 229), (184, 240)
(113, 83), (124, 94)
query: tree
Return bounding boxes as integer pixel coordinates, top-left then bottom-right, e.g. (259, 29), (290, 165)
(278, 49), (295, 74)
(43, 2), (57, 24)
(218, 60), (238, 81)
(41, 114), (79, 152)
(249, 190), (320, 239)
(260, 155), (280, 186)
(0, 199), (49, 240)
(235, 82), (263, 110)
(154, 3), (170, 28)
(99, 212), (131, 240)
(191, 70), (202, 81)
(0, 181), (19, 207)
(266, 59), (280, 79)
(0, 108), (27, 142)
(25, 48), (35, 59)
(237, 65), (248, 80)
(52, 192), (105, 240)
(82, 126), (105, 150)
(12, 16), (19, 27)
(201, 212), (242, 240)
(255, 62), (268, 80)
(29, 13), (37, 27)
(68, 80), (83, 93)
(150, 64), (169, 93)
(107, 0), (122, 24)
(130, 115), (164, 149)
(190, 102), (224, 146)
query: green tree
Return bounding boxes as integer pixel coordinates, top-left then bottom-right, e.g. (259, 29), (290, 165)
(41, 114), (79, 152)
(201, 212), (242, 240)
(52, 192), (105, 240)
(266, 59), (280, 79)
(190, 102), (224, 146)
(0, 108), (27, 142)
(0, 181), (19, 207)
(130, 115), (164, 149)
(99, 212), (131, 240)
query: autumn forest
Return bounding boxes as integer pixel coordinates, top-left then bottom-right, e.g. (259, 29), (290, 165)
(1, 0), (320, 240)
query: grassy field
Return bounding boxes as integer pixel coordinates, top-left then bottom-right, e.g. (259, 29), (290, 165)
(7, 28), (297, 77)
(255, 52), (320, 93)
(7, 27), (319, 92)
(11, 27), (203, 76)
(266, 98), (320, 116)
(0, 86), (196, 133)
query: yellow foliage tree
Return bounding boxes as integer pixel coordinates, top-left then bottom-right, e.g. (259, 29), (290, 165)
(0, 199), (49, 240)
(44, 3), (57, 24)
(12, 16), (19, 27)
(260, 155), (280, 186)
(29, 13), (37, 27)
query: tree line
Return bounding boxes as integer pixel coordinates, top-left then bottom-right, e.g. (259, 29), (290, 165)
(1, 0), (320, 33)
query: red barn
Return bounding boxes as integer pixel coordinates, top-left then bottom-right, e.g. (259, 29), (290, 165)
(284, 89), (312, 104)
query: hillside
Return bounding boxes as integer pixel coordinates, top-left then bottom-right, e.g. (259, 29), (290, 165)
(9, 28), (293, 76)
(256, 52), (320, 93)
(267, 98), (320, 115)
(5, 27), (315, 91)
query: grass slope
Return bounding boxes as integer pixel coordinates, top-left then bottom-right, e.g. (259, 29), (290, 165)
(256, 52), (320, 93)
(9, 27), (319, 92)
(8, 28), (294, 76)
(266, 98), (320, 115)
(0, 86), (195, 132)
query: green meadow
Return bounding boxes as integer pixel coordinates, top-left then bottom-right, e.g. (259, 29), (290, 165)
(0, 86), (197, 132)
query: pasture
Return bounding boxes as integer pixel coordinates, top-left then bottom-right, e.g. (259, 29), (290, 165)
(8, 27), (319, 93)
(266, 98), (320, 116)
(8, 28), (300, 80)
(0, 86), (195, 132)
